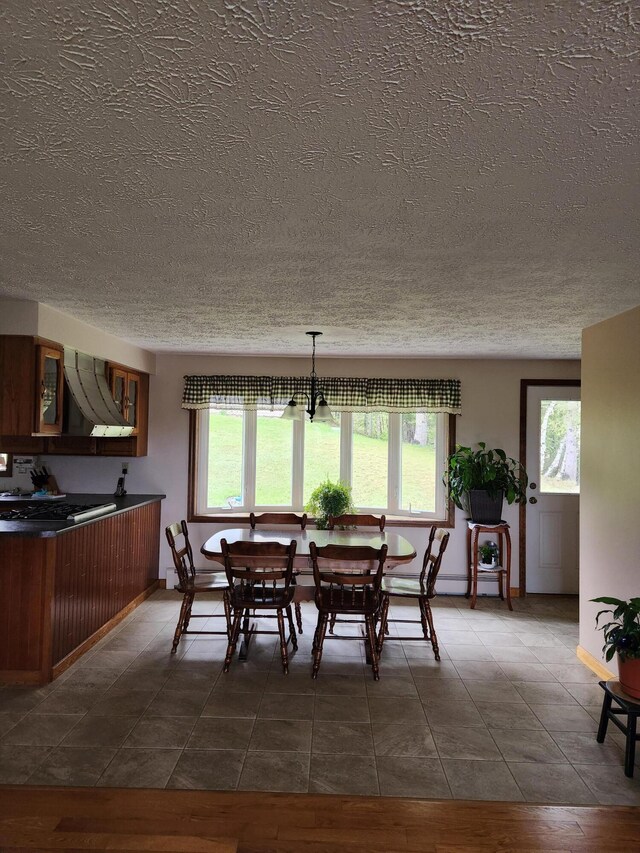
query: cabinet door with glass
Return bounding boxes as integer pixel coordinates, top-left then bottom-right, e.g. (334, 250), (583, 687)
(110, 367), (140, 435)
(34, 345), (64, 435)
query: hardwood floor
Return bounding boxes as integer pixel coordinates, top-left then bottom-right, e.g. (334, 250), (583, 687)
(1, 786), (639, 852)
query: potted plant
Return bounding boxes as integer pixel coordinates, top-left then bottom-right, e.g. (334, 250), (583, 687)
(592, 596), (640, 699)
(305, 478), (355, 530)
(443, 442), (528, 524)
(478, 541), (499, 568)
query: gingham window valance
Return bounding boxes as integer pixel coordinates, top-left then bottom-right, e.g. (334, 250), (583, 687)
(182, 375), (461, 414)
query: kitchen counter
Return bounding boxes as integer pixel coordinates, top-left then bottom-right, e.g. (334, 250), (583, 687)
(0, 495), (164, 683)
(0, 493), (165, 537)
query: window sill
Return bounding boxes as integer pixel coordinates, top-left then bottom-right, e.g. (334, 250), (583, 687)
(188, 511), (453, 529)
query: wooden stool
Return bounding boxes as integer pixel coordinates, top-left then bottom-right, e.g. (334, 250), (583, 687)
(597, 680), (640, 777)
(466, 521), (512, 610)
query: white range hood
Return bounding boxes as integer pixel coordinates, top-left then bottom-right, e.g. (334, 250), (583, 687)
(63, 349), (134, 438)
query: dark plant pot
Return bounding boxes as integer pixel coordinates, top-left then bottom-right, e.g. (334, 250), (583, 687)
(618, 653), (640, 699)
(468, 490), (504, 524)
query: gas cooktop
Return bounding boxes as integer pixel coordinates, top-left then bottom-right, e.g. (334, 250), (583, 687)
(0, 502), (117, 522)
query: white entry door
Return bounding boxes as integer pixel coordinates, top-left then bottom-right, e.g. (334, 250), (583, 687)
(526, 385), (580, 593)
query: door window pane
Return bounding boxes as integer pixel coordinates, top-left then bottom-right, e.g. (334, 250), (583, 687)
(208, 410), (243, 508)
(400, 412), (437, 512)
(351, 412), (388, 509)
(303, 416), (341, 506)
(539, 400), (581, 494)
(256, 409), (293, 506)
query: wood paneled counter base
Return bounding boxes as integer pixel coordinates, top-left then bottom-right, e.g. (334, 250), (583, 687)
(0, 497), (163, 684)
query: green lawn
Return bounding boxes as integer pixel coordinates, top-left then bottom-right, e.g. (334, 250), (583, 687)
(207, 412), (436, 511)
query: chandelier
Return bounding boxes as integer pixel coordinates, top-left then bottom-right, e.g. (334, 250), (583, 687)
(280, 331), (336, 424)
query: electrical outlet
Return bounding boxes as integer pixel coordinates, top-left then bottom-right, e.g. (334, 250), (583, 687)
(14, 456), (37, 474)
(122, 463), (129, 475)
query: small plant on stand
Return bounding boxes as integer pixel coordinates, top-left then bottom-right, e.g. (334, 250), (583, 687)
(478, 541), (498, 567)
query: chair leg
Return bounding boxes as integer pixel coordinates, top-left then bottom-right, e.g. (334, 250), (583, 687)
(224, 610), (243, 672)
(171, 592), (191, 653)
(423, 598), (440, 661)
(183, 593), (195, 632)
(597, 691), (612, 743)
(276, 609), (290, 675)
(286, 605), (298, 651)
(418, 598), (430, 641)
(377, 595), (390, 654)
(329, 613), (337, 634)
(312, 613), (321, 655)
(312, 613), (329, 679)
(222, 590), (231, 640)
(366, 614), (380, 681)
(294, 602), (304, 634)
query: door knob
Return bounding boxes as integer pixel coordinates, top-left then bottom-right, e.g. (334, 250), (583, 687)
(529, 497), (537, 504)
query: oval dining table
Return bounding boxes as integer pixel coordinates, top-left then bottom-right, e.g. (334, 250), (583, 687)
(201, 526), (417, 569)
(201, 527), (417, 661)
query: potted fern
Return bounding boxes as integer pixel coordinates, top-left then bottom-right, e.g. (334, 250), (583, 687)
(305, 479), (355, 530)
(592, 596), (640, 699)
(443, 442), (528, 524)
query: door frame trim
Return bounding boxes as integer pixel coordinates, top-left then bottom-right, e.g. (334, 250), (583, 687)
(519, 379), (581, 595)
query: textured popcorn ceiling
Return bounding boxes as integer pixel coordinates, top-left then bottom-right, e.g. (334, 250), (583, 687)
(0, 1), (638, 358)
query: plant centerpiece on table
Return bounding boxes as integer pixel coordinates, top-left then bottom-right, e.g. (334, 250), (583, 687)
(443, 442), (528, 524)
(305, 478), (355, 530)
(592, 596), (640, 699)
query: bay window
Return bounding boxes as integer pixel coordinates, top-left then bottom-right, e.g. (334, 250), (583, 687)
(185, 374), (460, 524)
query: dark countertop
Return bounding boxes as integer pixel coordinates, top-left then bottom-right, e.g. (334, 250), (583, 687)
(0, 494), (165, 538)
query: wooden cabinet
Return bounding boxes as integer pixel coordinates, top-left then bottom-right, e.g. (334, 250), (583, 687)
(107, 365), (148, 456)
(109, 366), (141, 435)
(34, 344), (64, 435)
(0, 335), (61, 447)
(0, 335), (149, 457)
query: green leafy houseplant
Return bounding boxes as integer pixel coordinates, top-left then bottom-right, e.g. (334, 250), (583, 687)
(443, 442), (528, 522)
(592, 597), (640, 663)
(592, 596), (640, 699)
(478, 542), (498, 566)
(305, 479), (355, 530)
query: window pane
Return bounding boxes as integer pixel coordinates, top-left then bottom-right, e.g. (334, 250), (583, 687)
(539, 400), (581, 494)
(303, 416), (341, 506)
(256, 409), (293, 506)
(207, 410), (243, 508)
(351, 412), (388, 509)
(400, 412), (437, 512)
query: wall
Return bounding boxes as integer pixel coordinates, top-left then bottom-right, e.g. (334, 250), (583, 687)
(37, 352), (578, 588)
(579, 305), (640, 670)
(0, 298), (156, 374)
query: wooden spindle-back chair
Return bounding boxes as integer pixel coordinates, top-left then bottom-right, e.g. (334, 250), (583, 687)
(221, 539), (298, 674)
(249, 512), (307, 633)
(309, 542), (388, 680)
(165, 520), (230, 653)
(250, 512), (307, 530)
(328, 513), (386, 532)
(377, 527), (450, 660)
(326, 514), (386, 634)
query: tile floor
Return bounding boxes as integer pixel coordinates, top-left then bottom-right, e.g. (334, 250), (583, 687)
(1, 590), (640, 805)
